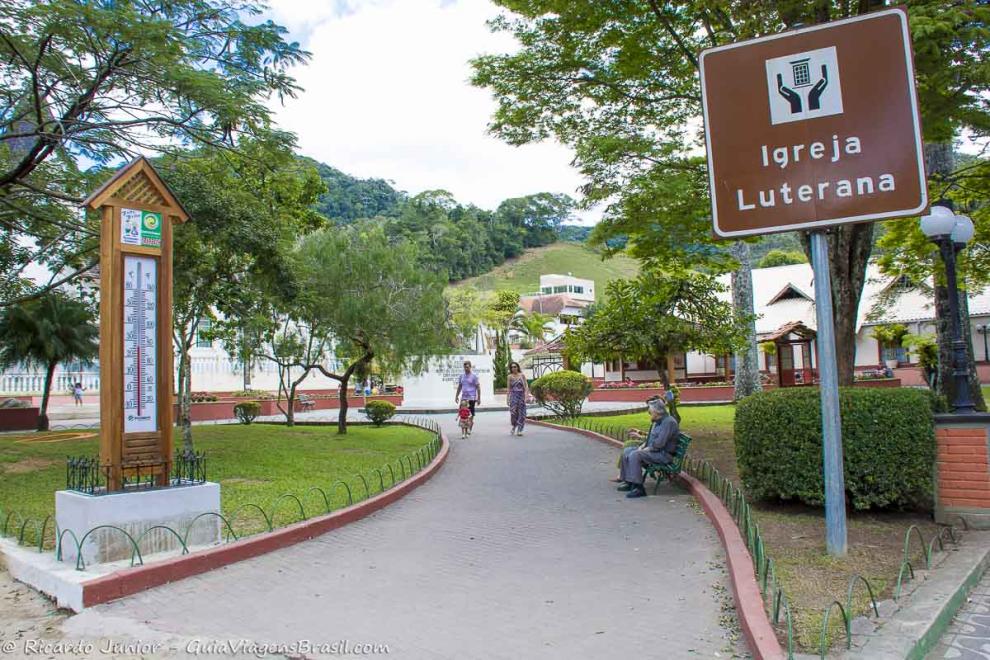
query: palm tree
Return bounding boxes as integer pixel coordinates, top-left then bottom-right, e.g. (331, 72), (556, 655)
(514, 312), (554, 346)
(0, 293), (98, 431)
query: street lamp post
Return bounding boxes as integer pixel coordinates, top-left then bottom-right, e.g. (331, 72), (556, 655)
(920, 202), (976, 414)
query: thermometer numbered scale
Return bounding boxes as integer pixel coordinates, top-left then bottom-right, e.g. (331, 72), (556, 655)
(123, 256), (158, 433)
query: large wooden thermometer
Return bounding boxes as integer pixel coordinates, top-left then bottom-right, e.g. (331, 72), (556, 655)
(83, 158), (188, 490)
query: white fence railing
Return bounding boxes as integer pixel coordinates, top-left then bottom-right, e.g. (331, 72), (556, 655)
(0, 371), (101, 396)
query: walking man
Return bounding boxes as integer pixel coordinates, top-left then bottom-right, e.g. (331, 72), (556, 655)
(454, 361), (481, 433)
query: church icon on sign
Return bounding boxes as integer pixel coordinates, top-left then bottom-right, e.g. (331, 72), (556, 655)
(765, 46), (843, 125)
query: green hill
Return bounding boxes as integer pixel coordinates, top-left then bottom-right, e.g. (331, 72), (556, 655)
(451, 242), (639, 297)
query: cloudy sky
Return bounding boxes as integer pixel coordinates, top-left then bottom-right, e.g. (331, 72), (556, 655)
(265, 0), (596, 221)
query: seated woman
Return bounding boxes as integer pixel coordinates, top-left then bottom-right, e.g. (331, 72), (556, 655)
(617, 398), (680, 498)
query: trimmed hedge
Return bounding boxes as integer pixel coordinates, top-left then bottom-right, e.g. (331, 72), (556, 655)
(365, 399), (396, 426)
(233, 401), (261, 425)
(530, 370), (593, 419)
(735, 387), (935, 510)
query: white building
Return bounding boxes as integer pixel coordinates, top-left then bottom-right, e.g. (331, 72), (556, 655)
(517, 273), (595, 339)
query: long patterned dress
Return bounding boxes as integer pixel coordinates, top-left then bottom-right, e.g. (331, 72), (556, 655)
(508, 375), (527, 431)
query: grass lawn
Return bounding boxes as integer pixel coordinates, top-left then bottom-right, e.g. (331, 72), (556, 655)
(579, 404), (942, 651)
(0, 423), (435, 541)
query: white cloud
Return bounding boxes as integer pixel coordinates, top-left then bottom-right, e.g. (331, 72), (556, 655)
(265, 0), (598, 221)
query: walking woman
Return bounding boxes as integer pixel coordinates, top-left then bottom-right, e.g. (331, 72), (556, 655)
(507, 362), (529, 436)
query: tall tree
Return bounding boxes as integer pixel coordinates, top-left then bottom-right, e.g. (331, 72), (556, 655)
(730, 241), (762, 399)
(163, 137), (325, 448)
(0, 292), (97, 430)
(495, 193), (576, 247)
(297, 225), (451, 434)
(564, 268), (749, 390)
(257, 308), (331, 428)
(513, 311), (554, 347)
(446, 288), (485, 352)
(472, 1), (990, 386)
(0, 0), (309, 305)
(484, 290), (521, 389)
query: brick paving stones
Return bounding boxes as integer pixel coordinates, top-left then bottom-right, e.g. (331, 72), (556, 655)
(928, 573), (990, 660)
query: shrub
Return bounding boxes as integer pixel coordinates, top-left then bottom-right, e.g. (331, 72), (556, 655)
(530, 370), (593, 419)
(735, 387), (935, 510)
(231, 389), (273, 400)
(871, 323), (910, 347)
(190, 392), (219, 403)
(365, 400), (396, 426)
(233, 401), (261, 425)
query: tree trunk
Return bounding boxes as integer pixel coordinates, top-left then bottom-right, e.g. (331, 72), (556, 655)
(731, 241), (762, 399)
(275, 365), (293, 425)
(180, 351), (193, 452)
(929, 142), (955, 404)
(37, 360), (56, 431)
(286, 381), (296, 427)
(242, 349), (251, 391)
(337, 375), (349, 435)
(960, 293), (987, 411)
(802, 223), (874, 385)
(656, 357), (670, 390)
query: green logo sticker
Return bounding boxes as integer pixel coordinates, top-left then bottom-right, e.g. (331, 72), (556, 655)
(140, 211), (162, 247)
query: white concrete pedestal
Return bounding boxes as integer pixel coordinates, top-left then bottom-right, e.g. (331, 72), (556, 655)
(55, 482), (221, 566)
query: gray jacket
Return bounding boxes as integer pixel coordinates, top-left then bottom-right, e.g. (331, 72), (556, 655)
(645, 414), (680, 458)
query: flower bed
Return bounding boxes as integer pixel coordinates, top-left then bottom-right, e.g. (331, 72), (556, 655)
(588, 387), (665, 402)
(173, 394), (404, 422)
(590, 384), (735, 403)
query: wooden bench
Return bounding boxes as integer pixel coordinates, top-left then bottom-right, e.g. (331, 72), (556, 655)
(297, 394), (316, 412)
(643, 432), (692, 494)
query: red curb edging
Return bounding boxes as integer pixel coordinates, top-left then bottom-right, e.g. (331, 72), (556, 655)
(527, 418), (785, 660)
(679, 471), (785, 660)
(80, 433), (450, 608)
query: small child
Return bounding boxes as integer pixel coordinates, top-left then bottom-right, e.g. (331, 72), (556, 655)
(457, 399), (473, 438)
(72, 382), (84, 406)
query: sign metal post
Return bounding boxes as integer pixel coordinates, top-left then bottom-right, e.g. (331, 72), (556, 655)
(809, 231), (847, 555)
(699, 8), (926, 556)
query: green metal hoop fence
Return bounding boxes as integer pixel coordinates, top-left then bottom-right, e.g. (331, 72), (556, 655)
(1, 418), (444, 572)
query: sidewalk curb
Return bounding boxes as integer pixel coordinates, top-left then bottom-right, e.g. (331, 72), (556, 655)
(841, 530), (990, 660)
(527, 418), (785, 660)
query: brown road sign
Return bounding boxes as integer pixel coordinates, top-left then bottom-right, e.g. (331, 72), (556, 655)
(700, 8), (927, 238)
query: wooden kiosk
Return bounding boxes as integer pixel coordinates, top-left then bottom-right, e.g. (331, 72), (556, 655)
(54, 158), (219, 567)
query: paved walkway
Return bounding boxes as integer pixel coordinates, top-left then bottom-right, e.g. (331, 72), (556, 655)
(928, 572), (990, 659)
(15, 412), (738, 659)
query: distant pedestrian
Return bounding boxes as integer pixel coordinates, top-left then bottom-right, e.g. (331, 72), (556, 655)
(72, 382), (84, 406)
(454, 360), (480, 426)
(506, 362), (529, 436)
